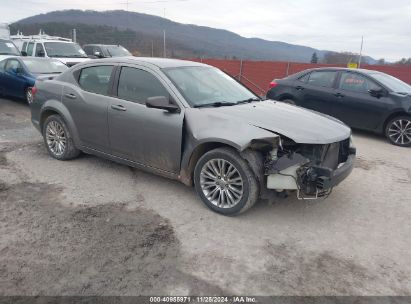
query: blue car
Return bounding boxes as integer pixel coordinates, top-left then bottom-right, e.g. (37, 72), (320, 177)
(0, 57), (68, 103)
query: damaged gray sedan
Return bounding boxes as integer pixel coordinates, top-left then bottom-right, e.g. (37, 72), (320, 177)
(30, 58), (356, 215)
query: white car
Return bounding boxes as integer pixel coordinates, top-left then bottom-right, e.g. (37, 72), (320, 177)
(19, 37), (89, 67)
(9, 31), (89, 67)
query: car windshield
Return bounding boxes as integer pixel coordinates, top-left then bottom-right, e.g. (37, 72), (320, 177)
(106, 45), (131, 57)
(44, 42), (88, 58)
(163, 66), (257, 107)
(22, 58), (68, 74)
(370, 72), (411, 94)
(0, 40), (20, 55)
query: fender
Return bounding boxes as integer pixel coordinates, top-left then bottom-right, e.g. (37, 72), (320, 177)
(39, 99), (82, 147)
(380, 108), (411, 133)
(178, 108), (280, 185)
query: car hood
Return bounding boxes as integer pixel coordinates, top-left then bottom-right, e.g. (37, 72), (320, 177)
(195, 100), (351, 144)
(0, 54), (18, 61)
(54, 57), (90, 66)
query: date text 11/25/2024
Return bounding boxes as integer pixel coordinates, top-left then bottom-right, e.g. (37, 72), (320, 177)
(149, 296), (257, 303)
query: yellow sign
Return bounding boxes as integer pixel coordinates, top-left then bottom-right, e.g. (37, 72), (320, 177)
(347, 63), (358, 69)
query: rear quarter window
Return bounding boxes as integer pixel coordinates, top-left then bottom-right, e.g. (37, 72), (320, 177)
(298, 73), (310, 83)
(78, 65), (114, 95)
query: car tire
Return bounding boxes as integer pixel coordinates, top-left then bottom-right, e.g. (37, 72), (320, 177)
(42, 115), (81, 160)
(385, 116), (411, 147)
(281, 99), (295, 105)
(194, 147), (259, 215)
(26, 87), (33, 104)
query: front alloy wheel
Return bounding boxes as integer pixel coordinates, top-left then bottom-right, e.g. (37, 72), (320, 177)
(199, 159), (244, 209)
(194, 147), (259, 215)
(386, 116), (411, 147)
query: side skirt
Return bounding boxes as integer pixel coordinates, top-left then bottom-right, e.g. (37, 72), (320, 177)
(80, 146), (180, 182)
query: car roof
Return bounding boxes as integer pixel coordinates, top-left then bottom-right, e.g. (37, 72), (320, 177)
(31, 40), (74, 43)
(89, 57), (209, 69)
(302, 67), (382, 74)
(84, 44), (122, 47)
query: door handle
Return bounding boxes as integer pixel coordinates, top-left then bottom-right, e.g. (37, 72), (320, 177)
(295, 86), (305, 91)
(111, 104), (127, 111)
(334, 93), (345, 98)
(64, 93), (77, 99)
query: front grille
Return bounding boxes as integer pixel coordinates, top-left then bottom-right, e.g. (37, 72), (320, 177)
(298, 139), (350, 169)
(322, 142), (340, 170)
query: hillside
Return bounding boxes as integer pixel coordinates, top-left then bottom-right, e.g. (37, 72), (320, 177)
(14, 9), (326, 62)
(14, 10), (376, 63)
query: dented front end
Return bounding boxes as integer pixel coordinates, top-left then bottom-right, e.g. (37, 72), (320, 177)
(265, 137), (356, 199)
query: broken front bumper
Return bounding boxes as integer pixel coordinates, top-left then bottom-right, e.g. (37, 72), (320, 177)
(266, 146), (356, 199)
(314, 153), (355, 190)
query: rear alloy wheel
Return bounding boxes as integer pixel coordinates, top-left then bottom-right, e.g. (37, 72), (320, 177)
(385, 116), (411, 147)
(194, 147), (259, 215)
(26, 87), (33, 104)
(43, 115), (80, 160)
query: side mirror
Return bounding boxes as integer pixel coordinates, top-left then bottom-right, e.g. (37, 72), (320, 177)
(38, 50), (45, 57)
(16, 67), (24, 75)
(94, 51), (103, 58)
(21, 51), (27, 56)
(146, 96), (180, 113)
(369, 88), (385, 98)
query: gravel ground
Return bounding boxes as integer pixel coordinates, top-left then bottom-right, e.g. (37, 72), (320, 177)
(0, 97), (410, 296)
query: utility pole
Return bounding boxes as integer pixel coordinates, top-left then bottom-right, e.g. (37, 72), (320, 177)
(358, 36), (364, 68)
(163, 8), (166, 58)
(72, 29), (76, 43)
(163, 31), (166, 58)
(151, 40), (154, 57)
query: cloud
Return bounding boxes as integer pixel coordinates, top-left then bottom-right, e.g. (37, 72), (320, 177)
(2, 0), (410, 61)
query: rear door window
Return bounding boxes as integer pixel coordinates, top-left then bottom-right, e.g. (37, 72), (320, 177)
(117, 67), (169, 104)
(26, 42), (34, 56)
(78, 65), (114, 95)
(339, 72), (381, 94)
(307, 71), (337, 88)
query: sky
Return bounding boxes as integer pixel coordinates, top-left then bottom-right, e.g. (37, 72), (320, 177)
(1, 0), (410, 61)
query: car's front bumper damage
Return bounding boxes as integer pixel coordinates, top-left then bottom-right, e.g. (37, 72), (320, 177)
(265, 138), (356, 199)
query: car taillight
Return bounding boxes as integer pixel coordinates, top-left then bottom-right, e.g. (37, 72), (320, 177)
(269, 81), (278, 89)
(31, 86), (38, 97)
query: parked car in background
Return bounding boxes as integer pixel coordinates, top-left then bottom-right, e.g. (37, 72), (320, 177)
(13, 32), (90, 67)
(0, 39), (21, 61)
(267, 68), (411, 147)
(0, 57), (68, 103)
(83, 44), (132, 59)
(30, 58), (355, 215)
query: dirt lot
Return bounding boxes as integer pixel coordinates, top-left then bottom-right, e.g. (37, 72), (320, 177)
(0, 97), (410, 296)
